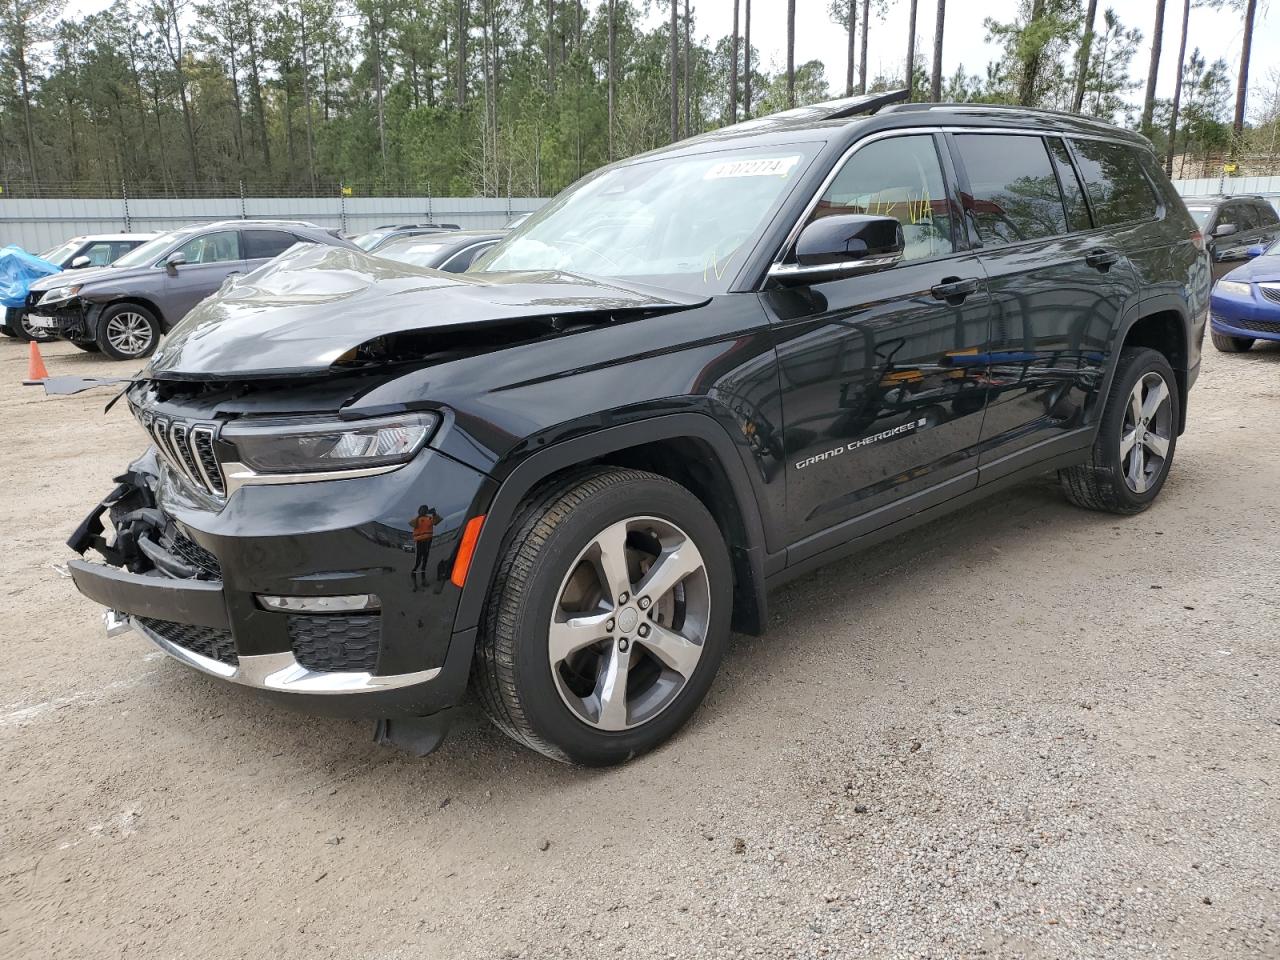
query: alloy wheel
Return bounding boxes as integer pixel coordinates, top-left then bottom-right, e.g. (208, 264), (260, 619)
(104, 311), (154, 357)
(548, 515), (711, 731)
(1120, 371), (1173, 494)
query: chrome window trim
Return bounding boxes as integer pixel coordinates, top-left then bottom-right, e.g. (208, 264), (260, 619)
(769, 124), (1163, 280)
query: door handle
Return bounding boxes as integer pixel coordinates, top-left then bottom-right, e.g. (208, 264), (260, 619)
(1085, 248), (1120, 271)
(930, 276), (980, 304)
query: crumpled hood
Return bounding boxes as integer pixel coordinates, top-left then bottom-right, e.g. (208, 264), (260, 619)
(28, 263), (144, 291)
(145, 244), (708, 380)
(1224, 254), (1280, 285)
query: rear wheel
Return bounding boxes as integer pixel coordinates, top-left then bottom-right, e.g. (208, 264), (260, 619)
(472, 467), (732, 765)
(95, 303), (160, 360)
(1211, 331), (1254, 353)
(1059, 347), (1179, 515)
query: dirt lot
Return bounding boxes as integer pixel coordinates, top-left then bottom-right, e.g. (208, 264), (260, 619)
(1, 338), (1277, 960)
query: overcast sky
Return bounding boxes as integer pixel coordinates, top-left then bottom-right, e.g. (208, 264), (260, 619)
(648, 0), (1277, 116)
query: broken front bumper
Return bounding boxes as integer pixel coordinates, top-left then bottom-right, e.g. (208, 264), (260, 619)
(69, 446), (490, 720)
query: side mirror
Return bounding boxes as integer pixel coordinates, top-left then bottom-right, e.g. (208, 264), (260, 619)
(164, 251), (187, 274)
(69, 255), (91, 269)
(769, 214), (904, 284)
(1213, 222), (1238, 238)
(1246, 244), (1266, 258)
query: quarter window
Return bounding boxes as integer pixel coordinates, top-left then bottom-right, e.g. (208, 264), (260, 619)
(953, 134), (1069, 245)
(806, 134), (956, 262)
(173, 230), (241, 264)
(1069, 140), (1159, 226)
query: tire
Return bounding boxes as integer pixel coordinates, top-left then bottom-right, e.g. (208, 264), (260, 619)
(12, 312), (56, 344)
(471, 467), (733, 766)
(95, 303), (160, 360)
(1059, 347), (1180, 515)
(1211, 331), (1254, 353)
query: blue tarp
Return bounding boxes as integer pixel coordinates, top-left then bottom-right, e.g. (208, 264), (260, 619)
(0, 245), (61, 309)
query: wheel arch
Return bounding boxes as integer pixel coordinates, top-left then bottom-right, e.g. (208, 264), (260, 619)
(1115, 298), (1191, 434)
(452, 413), (770, 639)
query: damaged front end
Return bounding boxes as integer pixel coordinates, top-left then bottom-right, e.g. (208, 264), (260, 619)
(67, 374), (491, 754)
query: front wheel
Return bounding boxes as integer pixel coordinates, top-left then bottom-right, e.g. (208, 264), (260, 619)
(96, 303), (160, 360)
(1059, 347), (1180, 515)
(471, 467), (732, 765)
(1211, 331), (1254, 353)
(13, 312), (57, 344)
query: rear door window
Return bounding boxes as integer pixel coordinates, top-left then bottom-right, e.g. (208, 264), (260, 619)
(1255, 202), (1280, 226)
(1045, 138), (1092, 232)
(243, 230), (302, 260)
(1069, 140), (1160, 226)
(953, 134), (1069, 245)
(1236, 203), (1259, 232)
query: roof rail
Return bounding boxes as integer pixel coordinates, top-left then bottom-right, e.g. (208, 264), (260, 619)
(762, 89), (911, 124)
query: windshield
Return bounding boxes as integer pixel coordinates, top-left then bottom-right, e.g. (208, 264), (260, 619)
(39, 239), (82, 266)
(473, 144), (820, 294)
(377, 239), (447, 267)
(112, 230), (188, 268)
(353, 231), (390, 251)
(1186, 206), (1212, 228)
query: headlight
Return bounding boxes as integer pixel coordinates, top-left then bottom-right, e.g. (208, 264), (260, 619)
(39, 283), (82, 305)
(222, 412), (438, 474)
(1215, 280), (1252, 298)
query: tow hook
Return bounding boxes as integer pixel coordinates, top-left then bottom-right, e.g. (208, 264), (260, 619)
(104, 609), (132, 638)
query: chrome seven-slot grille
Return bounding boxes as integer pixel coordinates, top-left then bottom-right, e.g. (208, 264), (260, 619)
(140, 411), (227, 497)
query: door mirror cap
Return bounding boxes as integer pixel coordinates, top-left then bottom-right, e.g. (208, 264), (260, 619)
(1245, 243), (1266, 258)
(1213, 222), (1238, 238)
(770, 214), (904, 284)
(69, 255), (91, 269)
(164, 251), (187, 273)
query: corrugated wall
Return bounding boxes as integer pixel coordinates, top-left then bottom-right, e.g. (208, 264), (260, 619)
(1173, 177), (1280, 212)
(0, 196), (548, 252)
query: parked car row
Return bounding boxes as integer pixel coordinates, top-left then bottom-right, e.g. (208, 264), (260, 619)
(4, 218), (512, 360)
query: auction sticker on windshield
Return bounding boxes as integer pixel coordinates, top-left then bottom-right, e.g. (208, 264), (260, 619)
(704, 156), (801, 180)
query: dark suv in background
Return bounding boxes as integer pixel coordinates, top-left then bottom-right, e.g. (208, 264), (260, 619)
(67, 94), (1209, 766)
(25, 220), (355, 360)
(1183, 194), (1280, 278)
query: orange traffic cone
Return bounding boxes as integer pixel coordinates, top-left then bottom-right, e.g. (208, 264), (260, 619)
(23, 340), (50, 385)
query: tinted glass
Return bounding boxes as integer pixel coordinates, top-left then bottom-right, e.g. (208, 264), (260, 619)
(808, 134), (955, 262)
(1070, 140), (1159, 226)
(174, 230), (241, 264)
(244, 229), (302, 260)
(954, 134), (1068, 245)
(1256, 202), (1280, 226)
(1046, 138), (1091, 232)
(1235, 203), (1259, 231)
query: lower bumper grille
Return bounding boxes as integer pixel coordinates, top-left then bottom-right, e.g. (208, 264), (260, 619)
(288, 615), (381, 673)
(137, 616), (238, 666)
(161, 529), (222, 579)
(1227, 317), (1280, 335)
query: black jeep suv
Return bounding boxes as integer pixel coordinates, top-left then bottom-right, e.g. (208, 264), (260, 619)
(67, 94), (1209, 765)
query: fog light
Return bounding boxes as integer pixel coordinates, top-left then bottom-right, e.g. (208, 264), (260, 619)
(258, 594), (381, 613)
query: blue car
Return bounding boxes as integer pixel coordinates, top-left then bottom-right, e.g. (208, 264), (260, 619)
(1210, 236), (1280, 352)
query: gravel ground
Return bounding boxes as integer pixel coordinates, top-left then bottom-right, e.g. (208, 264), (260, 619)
(1, 338), (1277, 960)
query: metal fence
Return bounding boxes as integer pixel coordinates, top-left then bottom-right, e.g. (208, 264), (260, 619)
(1172, 175), (1280, 205)
(0, 195), (549, 252)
